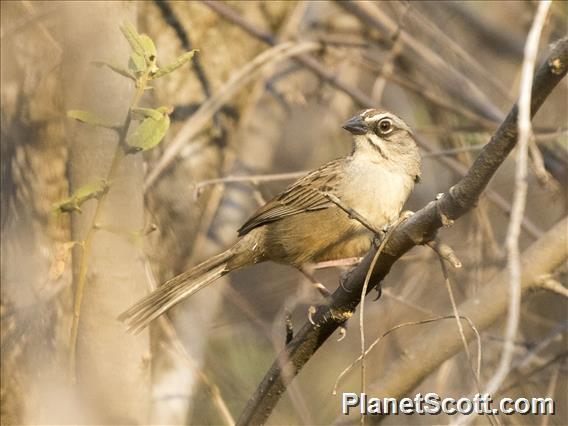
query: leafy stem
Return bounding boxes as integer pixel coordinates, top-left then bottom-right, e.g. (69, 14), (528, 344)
(65, 22), (193, 382)
(67, 79), (145, 383)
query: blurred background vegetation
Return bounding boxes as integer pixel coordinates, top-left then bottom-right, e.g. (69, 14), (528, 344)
(1, 1), (566, 425)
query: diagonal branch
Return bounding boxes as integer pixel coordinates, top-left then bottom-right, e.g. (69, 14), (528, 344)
(202, 0), (545, 240)
(363, 216), (566, 426)
(237, 38), (568, 426)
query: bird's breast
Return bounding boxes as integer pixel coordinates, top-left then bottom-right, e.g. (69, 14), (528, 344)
(340, 160), (414, 230)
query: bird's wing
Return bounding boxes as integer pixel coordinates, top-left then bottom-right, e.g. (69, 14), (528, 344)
(237, 159), (345, 236)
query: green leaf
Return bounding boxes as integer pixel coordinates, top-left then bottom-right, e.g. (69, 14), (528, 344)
(126, 106), (172, 153)
(129, 52), (147, 74)
(151, 50), (197, 79)
(53, 179), (110, 214)
(67, 110), (119, 129)
(120, 22), (146, 57)
(92, 61), (136, 81)
(121, 22), (159, 76)
(139, 35), (157, 59)
(140, 35), (158, 74)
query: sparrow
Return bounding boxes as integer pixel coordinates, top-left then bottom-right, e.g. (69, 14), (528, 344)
(120, 109), (421, 333)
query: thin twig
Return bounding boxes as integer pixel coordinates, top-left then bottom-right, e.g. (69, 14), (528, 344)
(318, 190), (405, 422)
(317, 190), (411, 425)
(481, 0), (552, 407)
(430, 243), (495, 426)
(358, 214), (409, 425)
(193, 171), (307, 198)
(332, 315), (481, 395)
(535, 276), (568, 298)
(427, 239), (462, 269)
(422, 144), (486, 158)
(322, 192), (383, 235)
(435, 251), (480, 383)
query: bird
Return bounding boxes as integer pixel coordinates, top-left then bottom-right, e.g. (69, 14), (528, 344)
(120, 109), (421, 333)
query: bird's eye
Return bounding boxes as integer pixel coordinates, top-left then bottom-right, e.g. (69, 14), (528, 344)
(377, 118), (393, 134)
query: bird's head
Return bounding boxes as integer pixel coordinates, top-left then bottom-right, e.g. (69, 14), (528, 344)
(343, 108), (421, 178)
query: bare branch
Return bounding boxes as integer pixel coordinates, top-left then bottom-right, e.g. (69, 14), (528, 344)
(237, 38), (568, 426)
(193, 171), (307, 199)
(481, 2), (552, 412)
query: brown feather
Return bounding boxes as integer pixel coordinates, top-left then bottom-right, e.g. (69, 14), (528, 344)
(237, 159), (345, 235)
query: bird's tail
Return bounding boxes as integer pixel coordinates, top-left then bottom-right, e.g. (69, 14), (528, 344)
(119, 249), (234, 333)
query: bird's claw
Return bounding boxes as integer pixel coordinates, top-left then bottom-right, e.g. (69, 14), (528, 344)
(373, 284), (383, 301)
(308, 306), (317, 325)
(337, 325), (347, 341)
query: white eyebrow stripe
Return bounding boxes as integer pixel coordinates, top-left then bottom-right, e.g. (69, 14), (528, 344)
(364, 113), (390, 123)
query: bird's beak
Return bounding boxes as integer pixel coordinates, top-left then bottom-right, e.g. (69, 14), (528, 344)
(342, 115), (367, 135)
